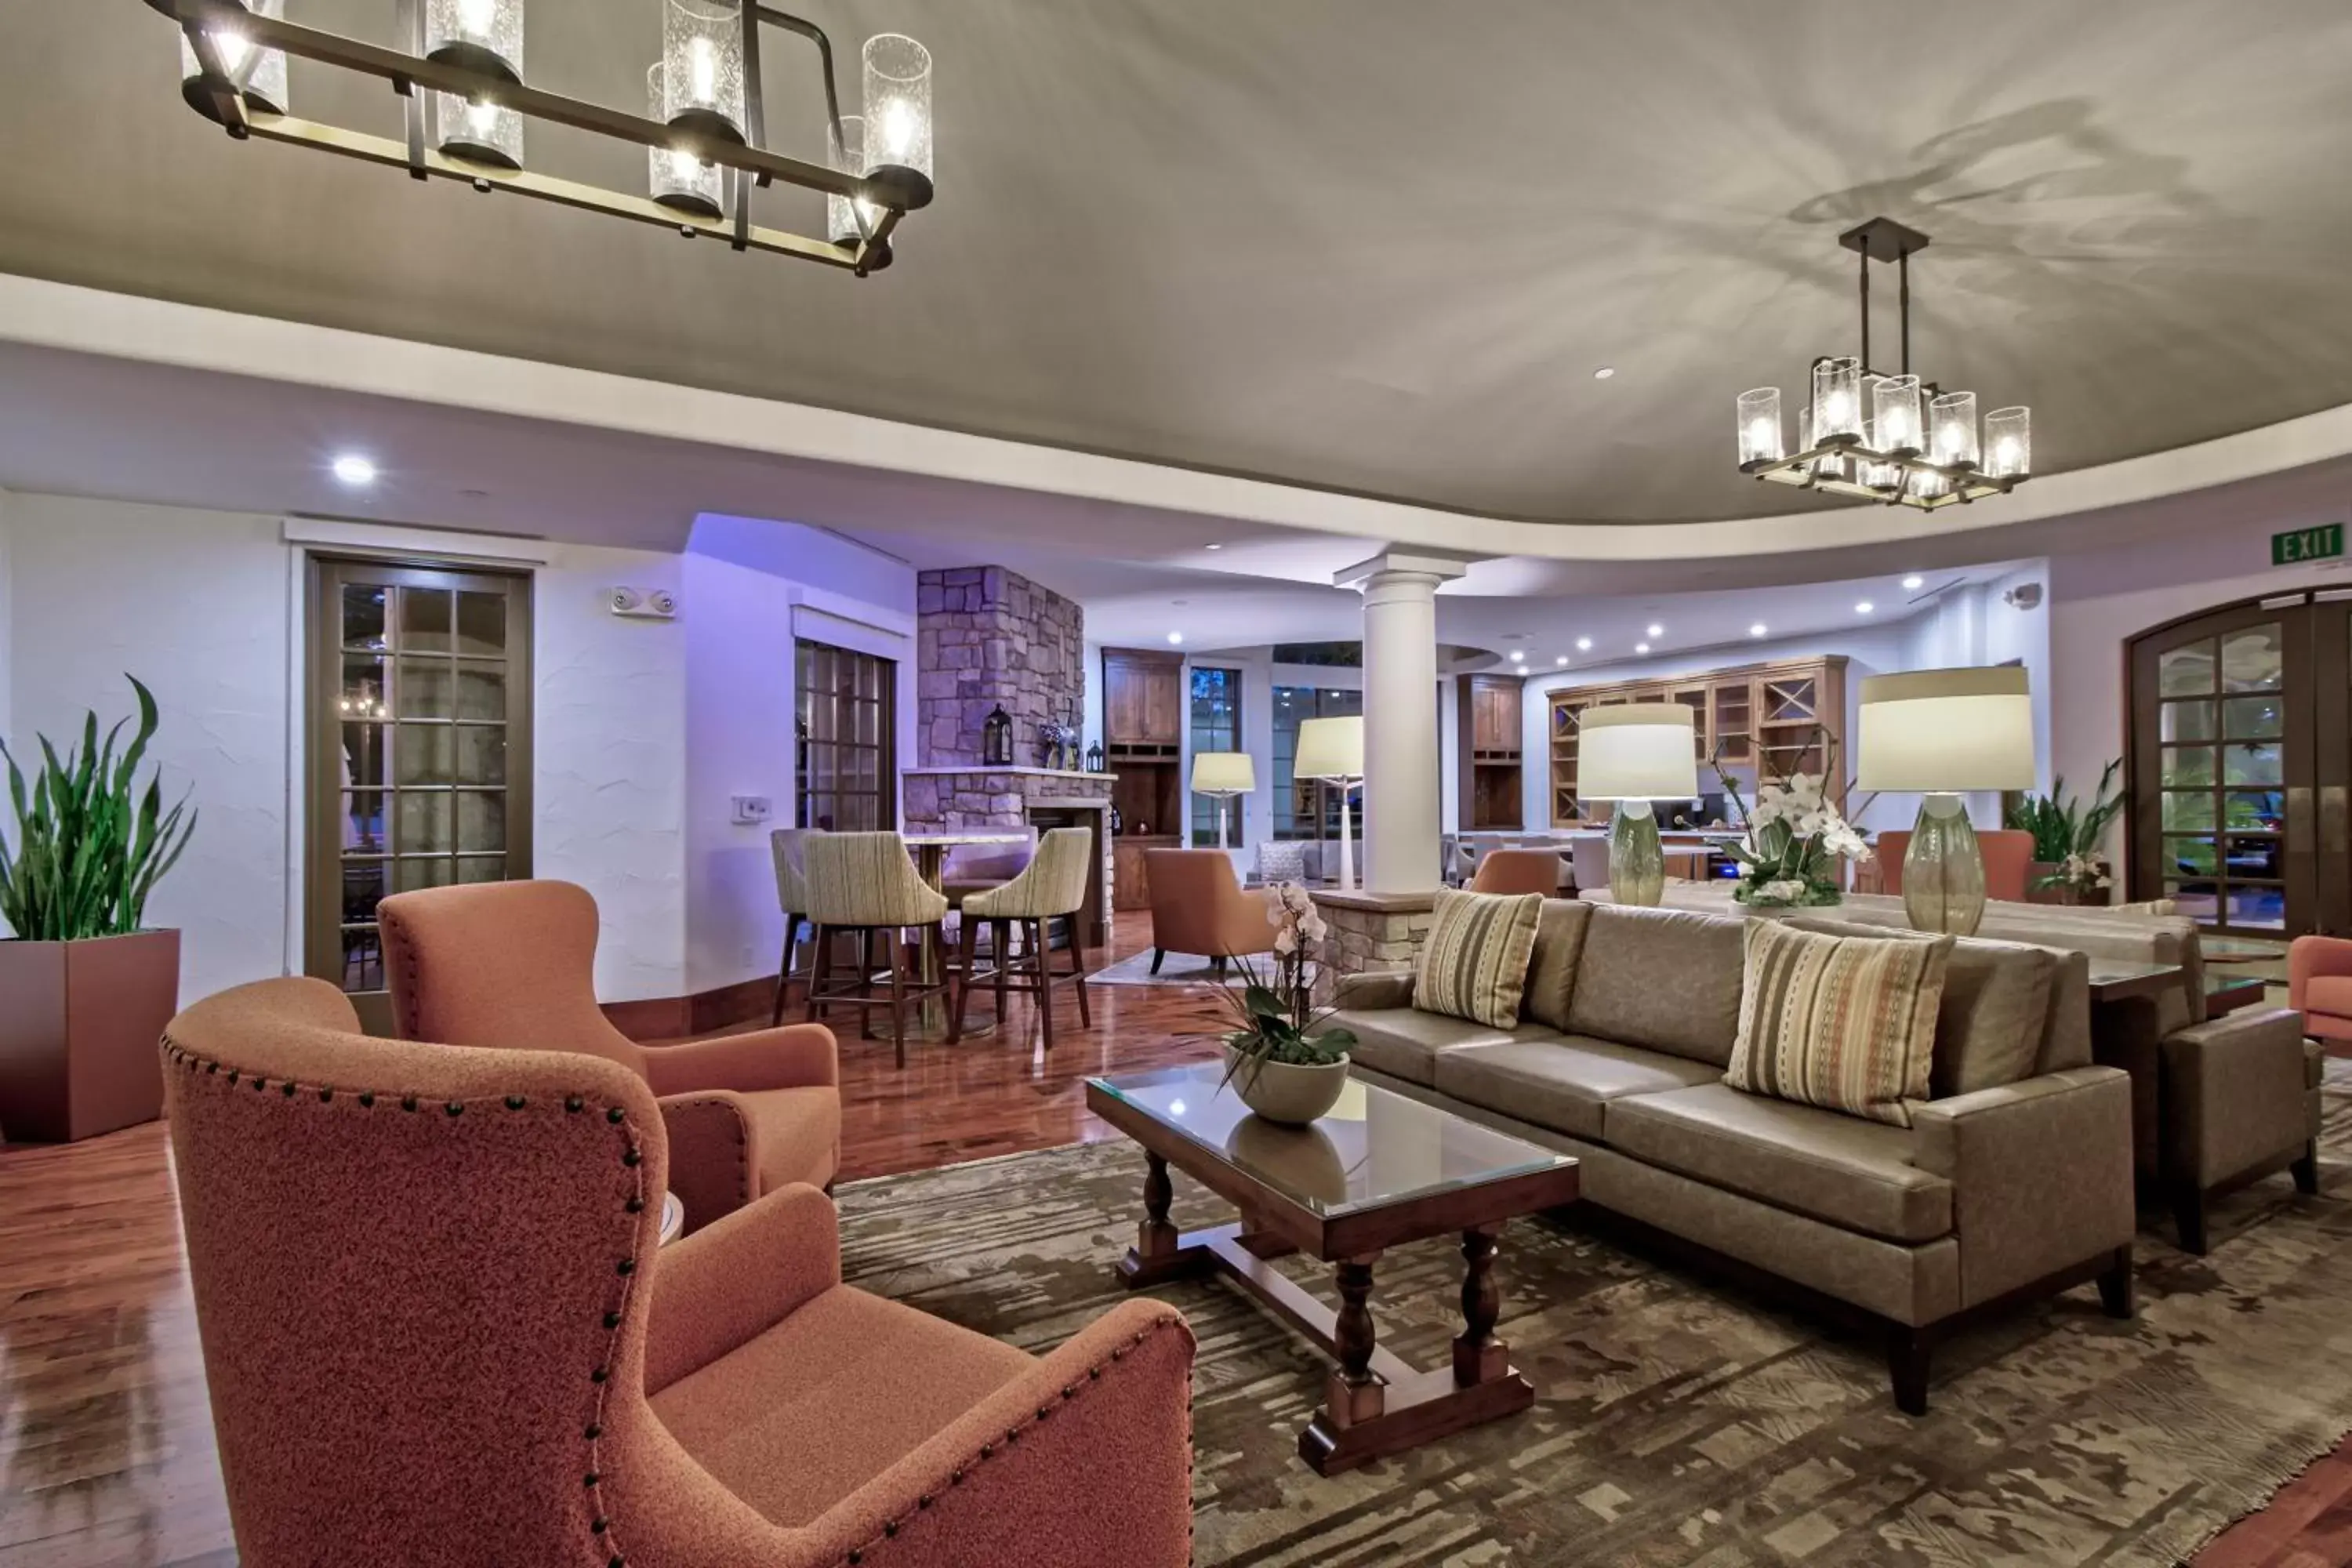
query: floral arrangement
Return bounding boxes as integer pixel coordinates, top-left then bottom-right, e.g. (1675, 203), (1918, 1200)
(1210, 883), (1356, 1087)
(1713, 731), (1868, 907)
(2005, 760), (2124, 899)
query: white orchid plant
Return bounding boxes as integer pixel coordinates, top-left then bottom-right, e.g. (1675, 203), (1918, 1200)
(1714, 729), (1868, 907)
(1210, 882), (1356, 1087)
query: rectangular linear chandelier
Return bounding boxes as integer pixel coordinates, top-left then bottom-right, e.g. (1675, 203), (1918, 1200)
(1735, 218), (2031, 512)
(151, 0), (932, 275)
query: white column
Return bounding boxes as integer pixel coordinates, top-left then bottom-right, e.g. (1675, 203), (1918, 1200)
(1340, 550), (1468, 894)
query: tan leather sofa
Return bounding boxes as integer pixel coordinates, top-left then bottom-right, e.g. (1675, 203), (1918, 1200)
(1331, 900), (2137, 1414)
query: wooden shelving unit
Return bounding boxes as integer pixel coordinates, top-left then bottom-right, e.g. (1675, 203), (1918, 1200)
(1456, 673), (1525, 830)
(1548, 655), (1848, 826)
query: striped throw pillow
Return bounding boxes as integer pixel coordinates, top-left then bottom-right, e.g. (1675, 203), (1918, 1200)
(1725, 920), (1953, 1127)
(1414, 889), (1544, 1029)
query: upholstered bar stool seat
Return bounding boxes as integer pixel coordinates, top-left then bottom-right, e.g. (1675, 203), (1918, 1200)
(953, 828), (1094, 1049)
(803, 832), (952, 1068)
(941, 827), (1036, 907)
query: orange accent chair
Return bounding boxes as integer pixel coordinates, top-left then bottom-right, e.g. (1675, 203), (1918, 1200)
(1143, 848), (1278, 976)
(379, 879), (840, 1232)
(2290, 935), (2352, 1045)
(1873, 827), (2036, 902)
(161, 978), (1196, 1568)
(1468, 848), (1563, 897)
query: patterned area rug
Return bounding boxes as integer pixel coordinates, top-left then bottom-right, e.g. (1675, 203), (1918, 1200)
(836, 1070), (2352, 1566)
(1088, 947), (1323, 991)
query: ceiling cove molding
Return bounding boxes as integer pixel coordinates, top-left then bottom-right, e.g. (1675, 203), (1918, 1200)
(10, 274), (2352, 567)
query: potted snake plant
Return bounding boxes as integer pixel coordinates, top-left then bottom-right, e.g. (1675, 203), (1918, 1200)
(0, 677), (197, 1142)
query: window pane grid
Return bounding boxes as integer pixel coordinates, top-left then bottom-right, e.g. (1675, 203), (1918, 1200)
(797, 640), (894, 832)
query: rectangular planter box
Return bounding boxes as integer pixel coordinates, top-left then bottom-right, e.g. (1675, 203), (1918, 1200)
(0, 929), (180, 1143)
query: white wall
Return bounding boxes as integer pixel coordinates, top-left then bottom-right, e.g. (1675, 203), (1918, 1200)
(0, 492), (689, 1004)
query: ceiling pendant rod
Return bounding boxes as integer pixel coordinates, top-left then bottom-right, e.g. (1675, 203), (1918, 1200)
(1899, 248), (1911, 377)
(1858, 245), (1871, 376)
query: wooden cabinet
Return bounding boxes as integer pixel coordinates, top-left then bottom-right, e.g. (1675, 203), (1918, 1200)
(1548, 656), (1848, 826)
(1455, 673), (1524, 830)
(1112, 836), (1179, 912)
(1102, 648), (1184, 747)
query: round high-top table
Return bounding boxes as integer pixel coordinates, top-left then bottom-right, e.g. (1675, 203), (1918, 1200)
(891, 831), (1034, 1042)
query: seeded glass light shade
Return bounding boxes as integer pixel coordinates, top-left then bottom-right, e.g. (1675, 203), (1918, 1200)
(425, 0), (522, 82)
(1579, 704), (1697, 909)
(1984, 406), (2032, 477)
(1857, 667), (2036, 935)
(1811, 356), (1864, 441)
(662, 0), (746, 141)
(1873, 373), (1922, 456)
(180, 0), (288, 119)
(436, 93), (523, 168)
(862, 34), (933, 206)
(1930, 390), (1980, 468)
(827, 114), (876, 245)
(647, 64), (724, 218)
(1737, 387), (1783, 466)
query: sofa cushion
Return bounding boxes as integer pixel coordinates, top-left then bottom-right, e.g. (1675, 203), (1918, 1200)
(1414, 889), (1544, 1029)
(1434, 1033), (1720, 1141)
(1727, 920), (1952, 1127)
(1254, 841), (1309, 886)
(1787, 916), (2057, 1096)
(1607, 1083), (1954, 1243)
(1328, 1007), (1518, 1087)
(1520, 899), (1593, 1030)
(1566, 904), (1746, 1066)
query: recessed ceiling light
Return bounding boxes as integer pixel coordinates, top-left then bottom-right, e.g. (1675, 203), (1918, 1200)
(1575, 636), (1592, 652)
(1204, 543), (1222, 550)
(1646, 623), (1664, 638)
(1635, 642), (1651, 655)
(1749, 622), (1768, 637)
(1166, 631), (1184, 645)
(1900, 574), (1924, 590)
(1555, 655), (1570, 666)
(331, 452), (377, 487)
(1508, 649), (1525, 662)
(1592, 366), (1615, 380)
(1856, 600), (1875, 615)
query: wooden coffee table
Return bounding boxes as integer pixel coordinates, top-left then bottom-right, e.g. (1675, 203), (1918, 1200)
(1085, 1064), (1580, 1475)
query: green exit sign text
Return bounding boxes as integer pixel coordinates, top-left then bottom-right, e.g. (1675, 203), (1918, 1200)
(2273, 524), (2345, 566)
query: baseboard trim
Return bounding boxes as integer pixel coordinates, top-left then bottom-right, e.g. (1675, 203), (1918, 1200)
(603, 972), (784, 1043)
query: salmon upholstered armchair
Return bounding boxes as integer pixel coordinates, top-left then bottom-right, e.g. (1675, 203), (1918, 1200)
(2291, 935), (2352, 1045)
(1143, 848), (1278, 975)
(161, 978), (1197, 1568)
(1468, 848), (1564, 896)
(379, 879), (840, 1232)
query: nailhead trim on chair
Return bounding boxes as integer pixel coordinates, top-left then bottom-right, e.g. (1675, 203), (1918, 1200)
(829, 1316), (1186, 1566)
(157, 1035), (655, 1568)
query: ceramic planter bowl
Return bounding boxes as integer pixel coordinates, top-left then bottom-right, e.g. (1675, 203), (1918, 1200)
(1221, 1045), (1349, 1126)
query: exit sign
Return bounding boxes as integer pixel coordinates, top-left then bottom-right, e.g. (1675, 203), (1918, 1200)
(2274, 524), (2345, 566)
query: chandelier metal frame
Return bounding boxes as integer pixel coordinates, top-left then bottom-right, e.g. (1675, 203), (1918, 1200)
(1739, 217), (2027, 512)
(147, 0), (927, 275)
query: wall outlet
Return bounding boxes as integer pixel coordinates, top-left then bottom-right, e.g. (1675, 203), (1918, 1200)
(731, 794), (774, 825)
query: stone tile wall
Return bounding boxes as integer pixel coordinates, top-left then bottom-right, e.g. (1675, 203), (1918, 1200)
(902, 770), (1112, 830)
(1311, 889), (1438, 976)
(915, 565), (1085, 767)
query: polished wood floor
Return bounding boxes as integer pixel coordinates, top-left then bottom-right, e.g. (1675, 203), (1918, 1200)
(0, 916), (2341, 1566)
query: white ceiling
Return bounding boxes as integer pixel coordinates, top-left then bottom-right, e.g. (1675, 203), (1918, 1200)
(8, 0), (2352, 525)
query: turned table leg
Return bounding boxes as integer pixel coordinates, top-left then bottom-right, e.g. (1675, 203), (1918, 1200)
(1324, 1255), (1386, 1427)
(1453, 1225), (1508, 1385)
(1118, 1152), (1200, 1286)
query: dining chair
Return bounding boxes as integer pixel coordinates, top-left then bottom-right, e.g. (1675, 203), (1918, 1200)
(769, 827), (818, 1025)
(802, 831), (952, 1068)
(951, 828), (1094, 1049)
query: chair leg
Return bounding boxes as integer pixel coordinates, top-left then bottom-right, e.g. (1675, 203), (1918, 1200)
(888, 938), (909, 1071)
(2293, 1138), (2321, 1195)
(858, 928), (880, 1041)
(2172, 1185), (2210, 1256)
(1887, 1326), (1932, 1417)
(1066, 915), (1092, 1028)
(993, 920), (1012, 1021)
(2096, 1243), (2136, 1319)
(771, 912), (800, 1026)
(804, 924), (831, 1025)
(1149, 946), (1166, 976)
(949, 916), (979, 1044)
(1032, 918), (1055, 1051)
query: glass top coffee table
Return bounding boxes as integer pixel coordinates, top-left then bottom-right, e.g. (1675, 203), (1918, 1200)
(1085, 1063), (1580, 1475)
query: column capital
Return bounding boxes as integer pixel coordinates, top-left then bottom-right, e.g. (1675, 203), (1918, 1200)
(1332, 548), (1476, 592)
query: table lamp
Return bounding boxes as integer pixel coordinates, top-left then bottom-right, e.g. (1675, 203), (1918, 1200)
(1577, 704), (1698, 907)
(1190, 751), (1256, 850)
(1857, 666), (2036, 935)
(1292, 716), (1364, 891)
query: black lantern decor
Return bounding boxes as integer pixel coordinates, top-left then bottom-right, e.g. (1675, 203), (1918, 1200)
(1086, 740), (1104, 774)
(982, 705), (1014, 767)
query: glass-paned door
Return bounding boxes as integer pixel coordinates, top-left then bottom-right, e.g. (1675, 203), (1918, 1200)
(2129, 599), (2310, 934)
(1189, 666), (1241, 847)
(797, 640), (895, 832)
(307, 558), (532, 1033)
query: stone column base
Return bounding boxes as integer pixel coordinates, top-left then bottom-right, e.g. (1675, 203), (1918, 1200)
(1312, 888), (1438, 978)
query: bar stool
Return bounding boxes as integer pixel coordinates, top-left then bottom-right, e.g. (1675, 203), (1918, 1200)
(768, 826), (818, 1025)
(951, 827), (1094, 1050)
(803, 831), (951, 1069)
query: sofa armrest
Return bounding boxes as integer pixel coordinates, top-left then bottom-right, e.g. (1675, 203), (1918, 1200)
(795, 1299), (1195, 1568)
(641, 1022), (839, 1094)
(2161, 1007), (2314, 1188)
(644, 1183), (840, 1395)
(1911, 1066), (2134, 1308)
(1331, 970), (1416, 1011)
(658, 1092), (762, 1236)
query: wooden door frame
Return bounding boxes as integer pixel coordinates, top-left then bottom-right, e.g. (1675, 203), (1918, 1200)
(303, 554), (535, 1032)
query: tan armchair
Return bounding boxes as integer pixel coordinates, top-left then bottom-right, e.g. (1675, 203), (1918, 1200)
(379, 879), (840, 1232)
(1144, 848), (1277, 976)
(161, 977), (1196, 1568)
